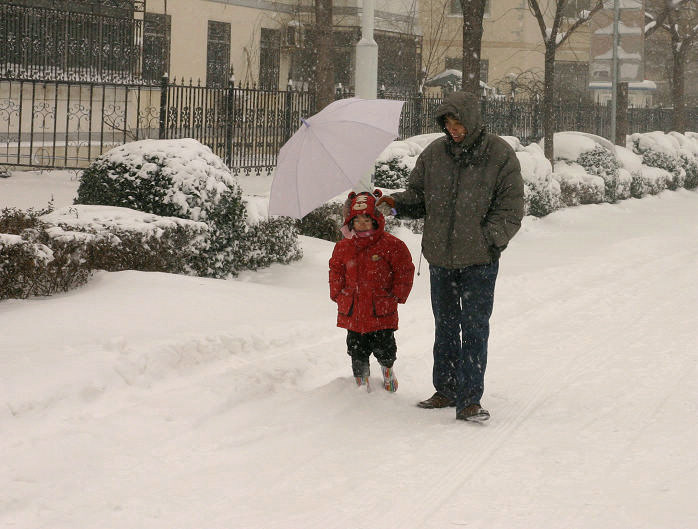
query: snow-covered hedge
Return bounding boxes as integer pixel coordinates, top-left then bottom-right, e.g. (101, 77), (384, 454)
(76, 139), (301, 278)
(503, 137), (561, 216)
(0, 204), (209, 300)
(296, 202), (345, 242)
(372, 134), (438, 190)
(42, 205), (209, 273)
(358, 129), (698, 230)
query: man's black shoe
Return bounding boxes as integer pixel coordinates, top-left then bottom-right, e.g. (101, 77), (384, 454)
(417, 392), (456, 409)
(456, 404), (490, 422)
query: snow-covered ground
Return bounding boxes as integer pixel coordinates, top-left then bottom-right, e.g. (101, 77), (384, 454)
(1, 172), (697, 529)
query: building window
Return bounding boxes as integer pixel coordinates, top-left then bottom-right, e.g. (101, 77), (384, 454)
(445, 57), (460, 70)
(259, 28), (280, 90)
(143, 13), (170, 82)
(555, 60), (589, 99)
(449, 0), (490, 17)
(207, 20), (230, 88)
(561, 0), (590, 18)
(1, 0), (142, 82)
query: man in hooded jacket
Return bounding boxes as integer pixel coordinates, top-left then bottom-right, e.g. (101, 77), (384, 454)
(376, 90), (525, 422)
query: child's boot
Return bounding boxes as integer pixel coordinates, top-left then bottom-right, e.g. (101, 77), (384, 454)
(354, 375), (371, 391)
(353, 360), (371, 392)
(381, 365), (398, 392)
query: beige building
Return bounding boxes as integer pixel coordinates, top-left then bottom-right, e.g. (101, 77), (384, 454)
(418, 0), (647, 101)
(145, 0), (422, 91)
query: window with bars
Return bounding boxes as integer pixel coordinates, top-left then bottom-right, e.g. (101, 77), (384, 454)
(0, 0), (142, 81)
(143, 13), (170, 82)
(554, 60), (589, 97)
(206, 20), (231, 88)
(259, 28), (280, 90)
(561, 0), (591, 19)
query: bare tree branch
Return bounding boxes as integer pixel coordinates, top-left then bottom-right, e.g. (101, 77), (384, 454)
(557, 0), (605, 47)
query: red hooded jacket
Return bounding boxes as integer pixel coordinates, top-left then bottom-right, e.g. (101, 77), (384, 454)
(329, 191), (415, 334)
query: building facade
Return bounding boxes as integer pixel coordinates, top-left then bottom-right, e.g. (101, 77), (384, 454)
(0, 0), (422, 92)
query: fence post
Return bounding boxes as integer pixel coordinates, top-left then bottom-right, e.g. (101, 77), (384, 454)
(532, 97), (540, 142)
(158, 73), (168, 139)
(225, 74), (235, 167)
(414, 90), (423, 136)
(284, 83), (294, 143)
(509, 96), (516, 137)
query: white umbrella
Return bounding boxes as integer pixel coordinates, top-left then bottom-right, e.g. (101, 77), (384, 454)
(268, 97), (405, 219)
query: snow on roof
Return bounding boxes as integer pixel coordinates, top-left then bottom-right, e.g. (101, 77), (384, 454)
(427, 69), (494, 90)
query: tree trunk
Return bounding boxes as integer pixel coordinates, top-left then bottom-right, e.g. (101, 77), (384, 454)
(671, 43), (687, 133)
(459, 0), (486, 95)
(315, 0), (335, 112)
(542, 44), (556, 161)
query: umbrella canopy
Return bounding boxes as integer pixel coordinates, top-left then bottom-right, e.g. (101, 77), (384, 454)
(268, 97), (405, 219)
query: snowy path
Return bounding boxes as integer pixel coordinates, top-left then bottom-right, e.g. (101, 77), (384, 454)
(1, 191), (697, 528)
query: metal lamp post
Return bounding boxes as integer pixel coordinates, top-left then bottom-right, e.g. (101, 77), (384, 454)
(353, 0), (379, 192)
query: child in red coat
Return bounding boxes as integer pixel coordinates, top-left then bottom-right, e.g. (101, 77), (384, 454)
(329, 190), (415, 391)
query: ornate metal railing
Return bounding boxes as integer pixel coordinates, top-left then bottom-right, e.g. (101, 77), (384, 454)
(1, 75), (695, 173)
(0, 0), (146, 84)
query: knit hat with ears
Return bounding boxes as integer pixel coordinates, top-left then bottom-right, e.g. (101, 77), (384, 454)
(344, 189), (384, 227)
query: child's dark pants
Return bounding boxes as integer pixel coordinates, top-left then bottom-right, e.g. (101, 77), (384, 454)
(346, 329), (397, 376)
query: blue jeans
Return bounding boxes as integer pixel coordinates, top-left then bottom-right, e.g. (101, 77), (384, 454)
(429, 261), (499, 410)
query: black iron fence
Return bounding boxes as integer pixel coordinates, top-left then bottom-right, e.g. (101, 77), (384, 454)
(1, 76), (696, 173)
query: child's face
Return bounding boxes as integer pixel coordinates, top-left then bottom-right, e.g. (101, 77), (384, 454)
(353, 214), (373, 232)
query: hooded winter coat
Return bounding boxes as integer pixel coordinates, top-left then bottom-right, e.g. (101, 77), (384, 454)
(391, 91), (525, 268)
(329, 192), (415, 334)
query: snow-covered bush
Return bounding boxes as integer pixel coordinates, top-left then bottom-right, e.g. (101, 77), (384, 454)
(640, 150), (684, 190)
(553, 162), (605, 206)
(630, 167), (671, 198)
(76, 139), (301, 277)
(373, 157), (410, 189)
(0, 204), (212, 300)
(296, 203), (344, 242)
(1, 206), (89, 299)
(372, 135), (433, 190)
(42, 205), (209, 274)
(679, 153), (698, 189)
(509, 141), (561, 217)
(577, 145), (621, 202)
(242, 216), (303, 269)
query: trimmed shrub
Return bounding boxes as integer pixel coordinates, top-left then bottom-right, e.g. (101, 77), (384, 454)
(76, 138), (301, 277)
(641, 150), (684, 190)
(42, 205), (209, 275)
(577, 145), (621, 202)
(296, 202), (344, 242)
(373, 157), (410, 189)
(615, 169), (632, 201)
(1, 204), (210, 300)
(630, 168), (669, 198)
(679, 154), (698, 190)
(241, 216), (303, 269)
(1, 206), (90, 300)
(525, 180), (562, 217)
